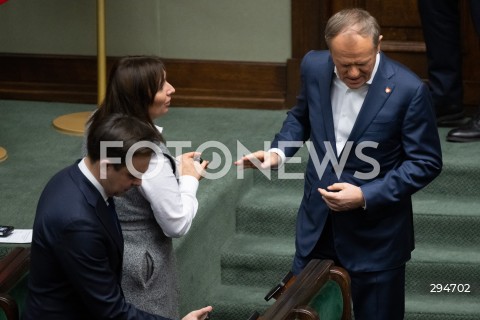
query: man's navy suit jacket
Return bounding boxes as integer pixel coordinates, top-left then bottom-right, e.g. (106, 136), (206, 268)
(271, 51), (443, 274)
(24, 162), (169, 320)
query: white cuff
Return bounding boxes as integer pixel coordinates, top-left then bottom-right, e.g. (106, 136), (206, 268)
(267, 148), (286, 169)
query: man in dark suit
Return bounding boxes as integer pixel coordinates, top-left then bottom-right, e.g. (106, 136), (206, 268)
(235, 8), (442, 320)
(418, 0), (480, 142)
(24, 114), (212, 320)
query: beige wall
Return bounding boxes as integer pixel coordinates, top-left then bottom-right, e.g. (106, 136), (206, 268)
(0, 0), (291, 62)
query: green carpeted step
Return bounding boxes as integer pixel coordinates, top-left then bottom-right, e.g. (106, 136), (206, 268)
(204, 284), (275, 320)
(225, 192), (480, 318)
(420, 166), (480, 198)
(236, 184), (480, 245)
(405, 293), (480, 320)
(413, 194), (480, 247)
(407, 243), (480, 296)
(252, 158), (480, 198)
(250, 147), (309, 189)
(410, 130), (480, 198)
(206, 128), (480, 319)
(220, 234), (294, 288)
(219, 233), (480, 298)
(251, 166), (306, 191)
(236, 187), (300, 237)
(250, 129), (480, 199)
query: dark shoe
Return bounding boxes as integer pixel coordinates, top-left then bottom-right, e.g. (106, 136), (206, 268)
(446, 112), (480, 142)
(435, 104), (468, 127)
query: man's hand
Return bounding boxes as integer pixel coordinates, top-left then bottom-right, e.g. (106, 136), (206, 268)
(182, 306), (213, 320)
(234, 150), (280, 169)
(318, 183), (365, 211)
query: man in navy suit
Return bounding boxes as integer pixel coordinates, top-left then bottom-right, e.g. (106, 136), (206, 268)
(24, 114), (212, 320)
(236, 8), (442, 319)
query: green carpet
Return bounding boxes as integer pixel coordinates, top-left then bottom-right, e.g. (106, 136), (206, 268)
(1, 100), (479, 319)
(199, 127), (480, 319)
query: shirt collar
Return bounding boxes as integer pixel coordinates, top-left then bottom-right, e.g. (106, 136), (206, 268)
(78, 157), (109, 204)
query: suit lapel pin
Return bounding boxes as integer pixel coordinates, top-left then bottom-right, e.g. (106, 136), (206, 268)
(385, 87), (392, 93)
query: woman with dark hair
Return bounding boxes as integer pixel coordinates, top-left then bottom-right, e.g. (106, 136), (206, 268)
(87, 56), (208, 319)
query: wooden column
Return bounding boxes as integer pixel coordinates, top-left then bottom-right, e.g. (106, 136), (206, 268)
(286, 0), (329, 108)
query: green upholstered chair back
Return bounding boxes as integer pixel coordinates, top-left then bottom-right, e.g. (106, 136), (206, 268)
(257, 259), (351, 320)
(0, 274), (29, 320)
(307, 279), (344, 319)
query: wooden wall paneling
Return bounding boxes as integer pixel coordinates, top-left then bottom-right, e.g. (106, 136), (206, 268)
(0, 55), (287, 109)
(1, 1), (478, 109)
(330, 0), (366, 14)
(291, 0), (326, 59)
(286, 0), (329, 108)
(286, 0), (429, 108)
(366, 0), (428, 79)
(290, 0), (479, 108)
(162, 59), (286, 109)
(0, 54), (99, 104)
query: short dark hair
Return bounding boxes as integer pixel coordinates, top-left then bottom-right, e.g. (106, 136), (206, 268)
(87, 113), (160, 168)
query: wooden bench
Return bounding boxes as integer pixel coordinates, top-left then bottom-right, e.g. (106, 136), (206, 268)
(0, 247), (30, 320)
(251, 259), (352, 320)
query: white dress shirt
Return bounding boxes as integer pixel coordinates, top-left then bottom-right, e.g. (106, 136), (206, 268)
(331, 53), (380, 155)
(138, 126), (199, 238)
(271, 52), (381, 163)
(78, 157), (109, 205)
